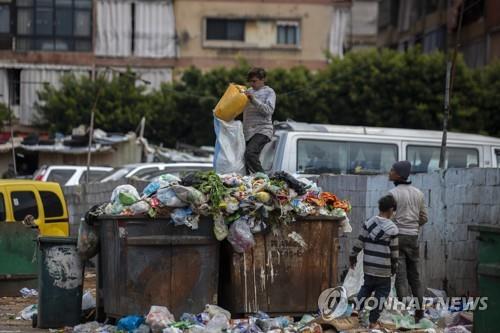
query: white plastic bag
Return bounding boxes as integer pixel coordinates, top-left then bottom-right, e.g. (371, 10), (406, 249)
(343, 251), (364, 298)
(146, 305), (175, 333)
(213, 116), (246, 175)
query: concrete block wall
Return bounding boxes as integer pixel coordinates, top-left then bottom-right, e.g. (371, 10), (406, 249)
(63, 180), (126, 236)
(319, 168), (500, 296)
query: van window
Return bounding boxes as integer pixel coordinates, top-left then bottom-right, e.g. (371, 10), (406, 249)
(496, 149), (500, 167)
(11, 191), (39, 221)
(47, 169), (75, 185)
(297, 140), (398, 175)
(407, 145), (479, 172)
(0, 193), (5, 221)
(79, 170), (112, 184)
(40, 191), (64, 218)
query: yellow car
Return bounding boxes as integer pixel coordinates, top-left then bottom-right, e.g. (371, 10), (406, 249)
(0, 180), (69, 236)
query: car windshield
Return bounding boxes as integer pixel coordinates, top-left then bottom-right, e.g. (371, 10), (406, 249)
(100, 166), (134, 182)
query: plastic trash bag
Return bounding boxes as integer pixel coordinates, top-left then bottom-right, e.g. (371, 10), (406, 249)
(157, 174), (181, 187)
(143, 182), (161, 197)
(117, 315), (145, 332)
(444, 326), (471, 333)
(343, 251), (364, 298)
(171, 208), (200, 230)
(19, 287), (38, 298)
(205, 304), (231, 320)
(146, 305), (175, 333)
(205, 313), (230, 333)
(269, 171), (307, 195)
(340, 216), (352, 233)
(156, 188), (187, 208)
(213, 116), (246, 175)
(227, 219), (255, 253)
(213, 215), (229, 241)
(82, 290), (96, 311)
(18, 304), (37, 320)
(73, 321), (101, 333)
(170, 185), (206, 206)
(129, 201), (150, 215)
(111, 185), (140, 206)
(78, 211), (99, 260)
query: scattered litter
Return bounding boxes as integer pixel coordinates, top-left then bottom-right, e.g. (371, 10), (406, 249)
(73, 321), (100, 333)
(146, 306), (175, 333)
(82, 290), (96, 311)
(19, 287), (38, 298)
(117, 315), (145, 332)
(17, 304), (37, 320)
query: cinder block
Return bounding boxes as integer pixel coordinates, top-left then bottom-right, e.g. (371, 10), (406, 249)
(485, 169), (500, 186)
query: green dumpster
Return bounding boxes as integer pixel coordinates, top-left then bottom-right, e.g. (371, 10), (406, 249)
(0, 223), (38, 296)
(468, 225), (500, 333)
(36, 237), (84, 329)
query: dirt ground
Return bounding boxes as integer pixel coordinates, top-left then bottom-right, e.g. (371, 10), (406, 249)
(0, 270), (96, 332)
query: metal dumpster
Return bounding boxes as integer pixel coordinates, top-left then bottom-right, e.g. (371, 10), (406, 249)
(219, 216), (342, 316)
(96, 216), (219, 320)
(468, 225), (500, 333)
(36, 237), (84, 329)
(0, 223), (38, 296)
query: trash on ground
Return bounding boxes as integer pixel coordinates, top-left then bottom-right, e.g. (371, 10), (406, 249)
(82, 290), (96, 311)
(17, 304), (37, 320)
(19, 287), (38, 298)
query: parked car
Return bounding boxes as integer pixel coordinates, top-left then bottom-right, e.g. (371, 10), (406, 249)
(138, 163), (213, 182)
(100, 163), (213, 182)
(262, 121), (500, 176)
(33, 165), (113, 186)
(0, 180), (69, 236)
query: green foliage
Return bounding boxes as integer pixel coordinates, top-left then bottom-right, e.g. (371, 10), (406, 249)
(36, 49), (500, 147)
(0, 102), (10, 125)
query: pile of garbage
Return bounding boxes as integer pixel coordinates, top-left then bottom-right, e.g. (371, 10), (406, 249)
(98, 171), (351, 252)
(72, 305), (323, 333)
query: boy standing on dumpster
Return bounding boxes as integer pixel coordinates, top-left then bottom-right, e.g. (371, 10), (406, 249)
(388, 160), (428, 322)
(350, 195), (399, 329)
(243, 67), (276, 174)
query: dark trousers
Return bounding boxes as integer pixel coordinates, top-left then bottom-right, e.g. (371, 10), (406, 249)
(245, 134), (270, 174)
(357, 274), (391, 324)
(396, 235), (424, 313)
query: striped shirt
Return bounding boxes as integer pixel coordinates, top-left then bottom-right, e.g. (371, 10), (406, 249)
(351, 216), (399, 278)
(242, 86), (276, 141)
(389, 184), (428, 236)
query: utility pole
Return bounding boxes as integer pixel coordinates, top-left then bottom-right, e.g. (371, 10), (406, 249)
(439, 1), (465, 169)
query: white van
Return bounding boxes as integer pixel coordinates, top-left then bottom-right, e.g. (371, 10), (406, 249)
(260, 122), (500, 175)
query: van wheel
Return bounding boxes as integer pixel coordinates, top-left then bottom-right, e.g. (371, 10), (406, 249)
(32, 314), (37, 328)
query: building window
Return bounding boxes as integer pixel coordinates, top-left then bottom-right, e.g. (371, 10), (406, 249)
(277, 21), (299, 46)
(0, 3), (11, 49)
(7, 69), (21, 106)
(15, 0), (92, 52)
(206, 18), (245, 41)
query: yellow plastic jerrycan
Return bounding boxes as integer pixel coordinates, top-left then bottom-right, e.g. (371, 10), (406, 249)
(214, 83), (249, 121)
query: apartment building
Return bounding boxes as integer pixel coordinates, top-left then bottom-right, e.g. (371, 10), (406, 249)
(0, 0), (176, 128)
(0, 0), (351, 127)
(377, 0), (500, 67)
(174, 0), (351, 70)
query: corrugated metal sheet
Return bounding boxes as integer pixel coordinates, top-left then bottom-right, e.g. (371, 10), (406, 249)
(135, 0), (176, 58)
(96, 0), (133, 56)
